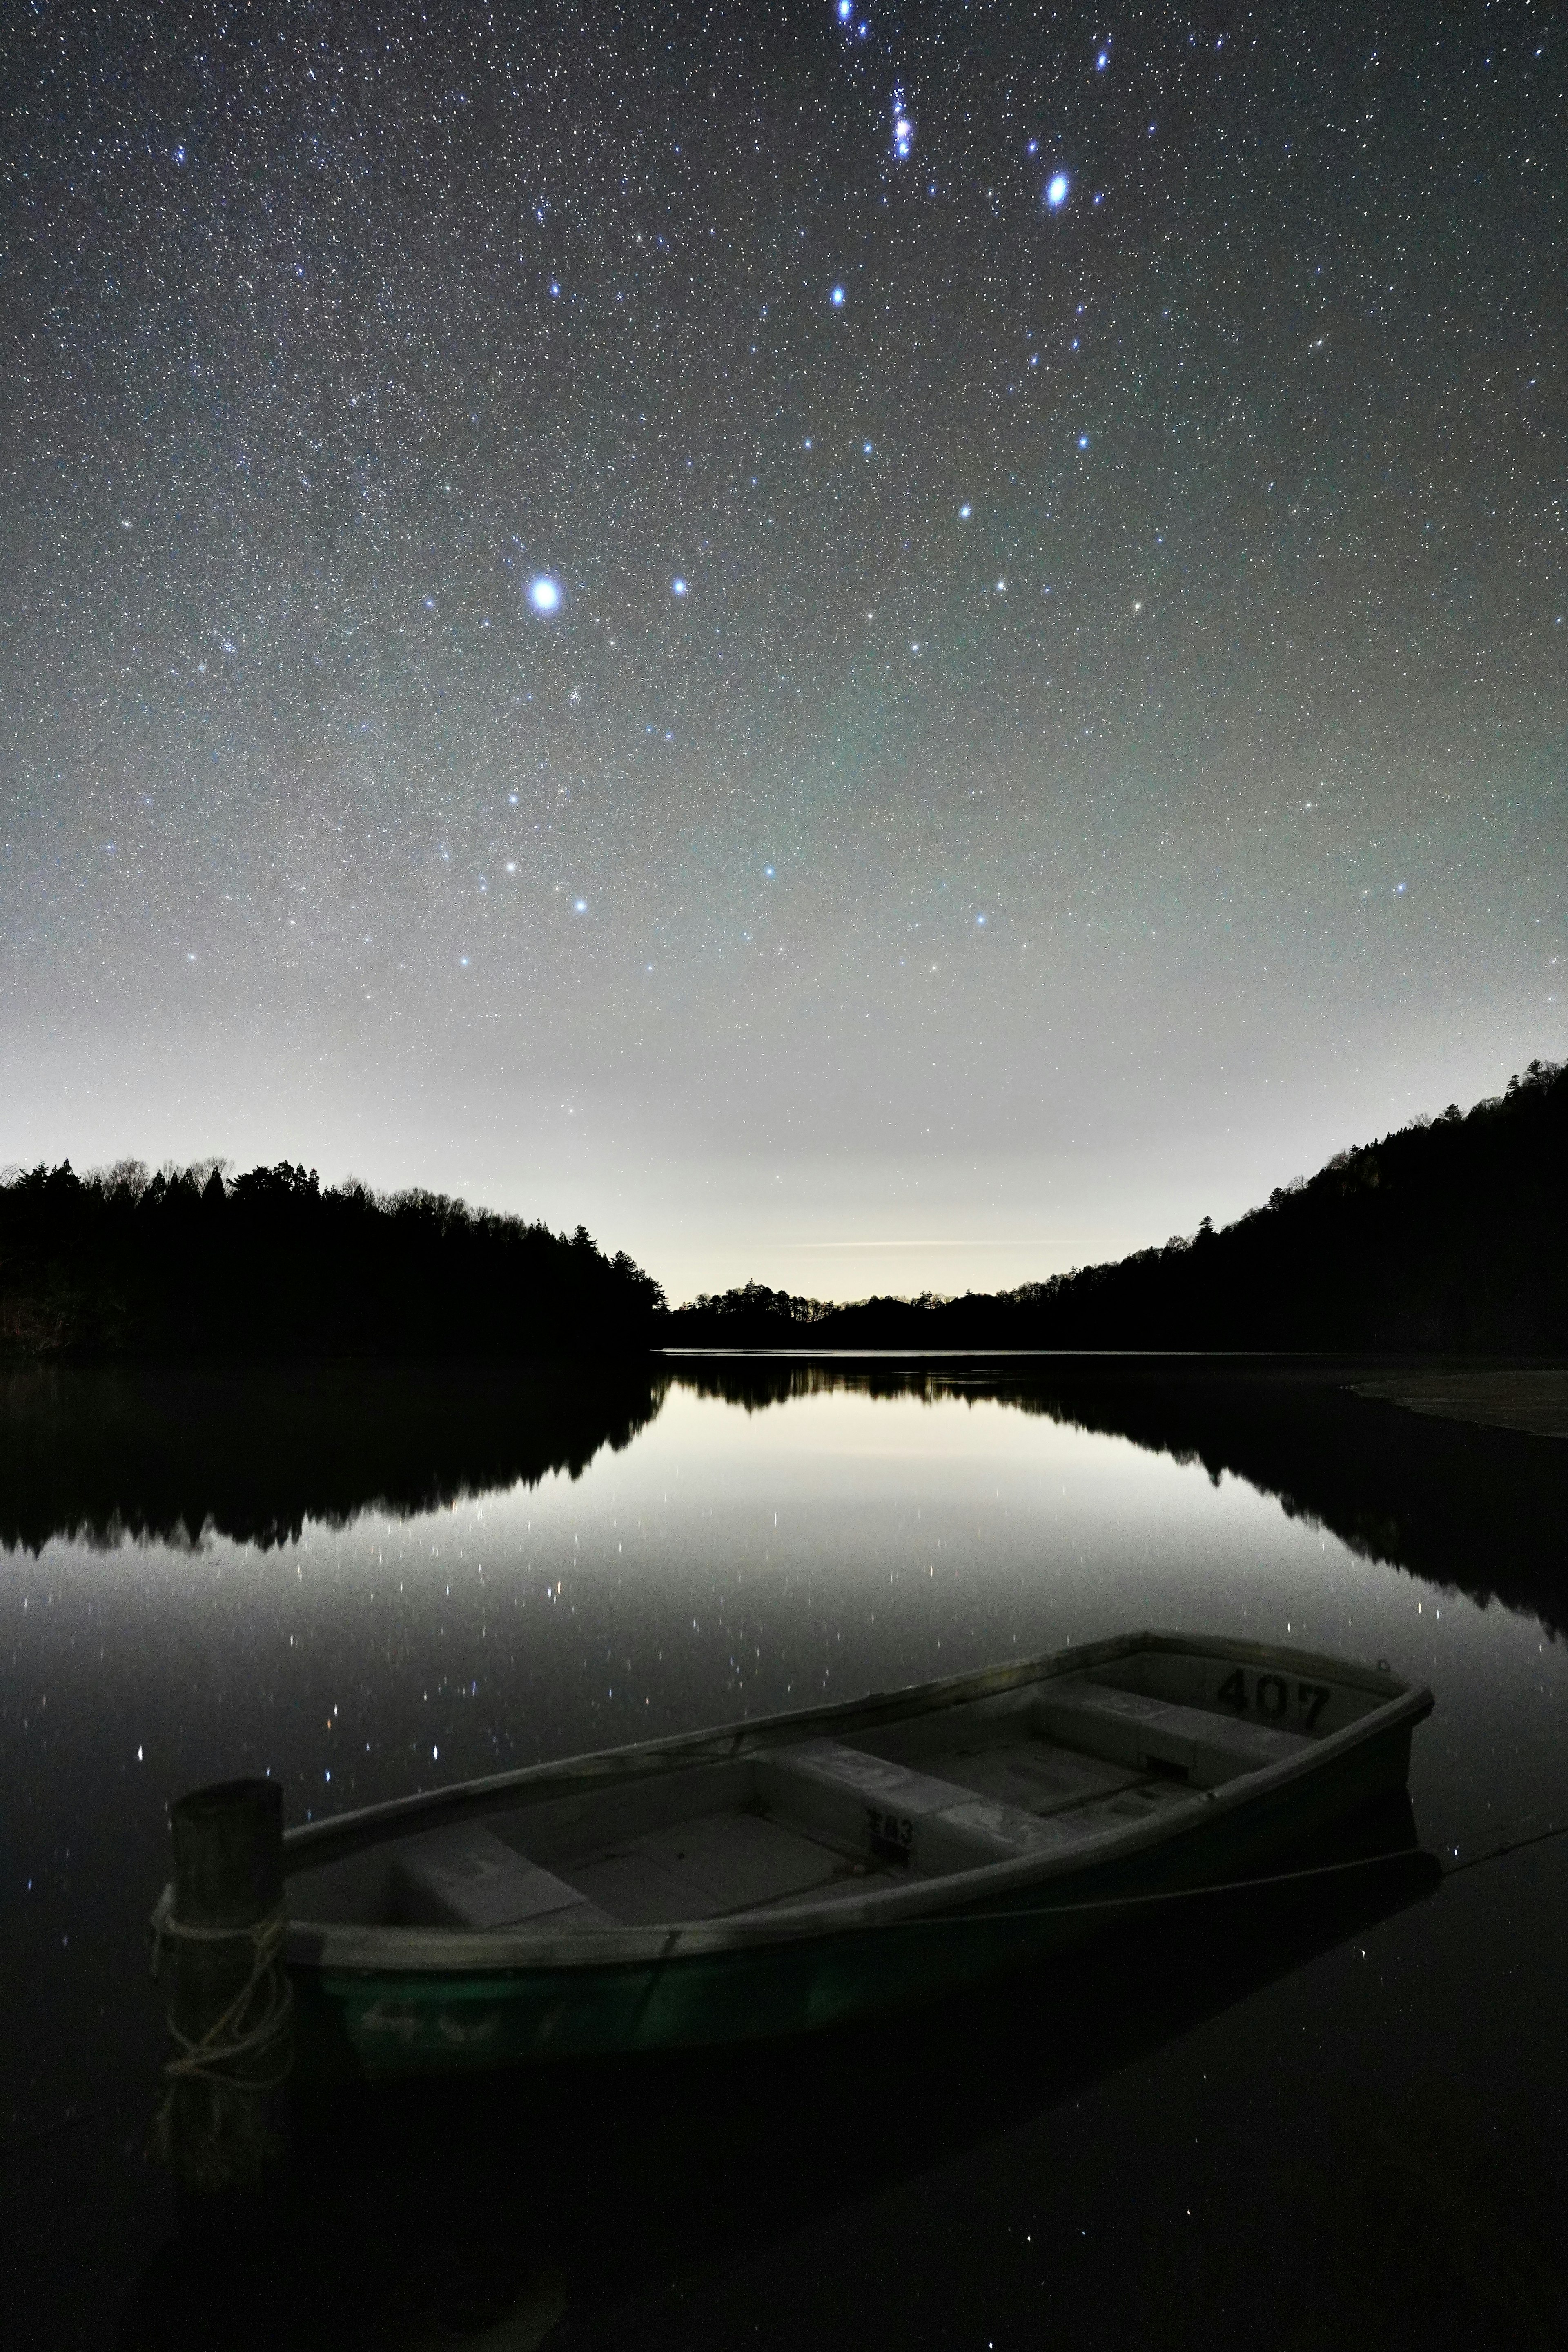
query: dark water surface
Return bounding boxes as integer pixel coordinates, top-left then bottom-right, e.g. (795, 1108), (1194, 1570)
(6, 1357), (1568, 2348)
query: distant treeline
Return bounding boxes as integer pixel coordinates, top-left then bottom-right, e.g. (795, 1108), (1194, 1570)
(0, 1160), (665, 1359)
(665, 1058), (1568, 1352)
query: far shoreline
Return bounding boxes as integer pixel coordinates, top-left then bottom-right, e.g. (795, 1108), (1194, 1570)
(657, 1347), (1568, 1442)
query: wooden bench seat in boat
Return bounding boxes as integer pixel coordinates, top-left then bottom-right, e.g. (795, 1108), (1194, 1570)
(755, 1738), (1085, 1877)
(383, 1695), (1315, 1930)
(1033, 1682), (1312, 1786)
(391, 1824), (612, 1932)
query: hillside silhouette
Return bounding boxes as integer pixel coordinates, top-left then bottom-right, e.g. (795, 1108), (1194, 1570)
(666, 1058), (1568, 1352)
(0, 1161), (664, 1360)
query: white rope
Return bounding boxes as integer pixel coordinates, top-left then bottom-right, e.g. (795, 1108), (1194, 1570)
(154, 1906), (294, 2099)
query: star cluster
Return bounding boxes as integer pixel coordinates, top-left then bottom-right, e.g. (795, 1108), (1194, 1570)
(1, 0), (1563, 1298)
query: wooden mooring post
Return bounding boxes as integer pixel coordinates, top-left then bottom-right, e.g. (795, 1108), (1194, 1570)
(154, 1777), (293, 2201)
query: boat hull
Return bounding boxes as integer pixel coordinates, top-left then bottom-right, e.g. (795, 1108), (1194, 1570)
(292, 1707), (1419, 2082)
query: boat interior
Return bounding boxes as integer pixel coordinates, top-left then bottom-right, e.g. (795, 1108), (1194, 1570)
(287, 1648), (1392, 1935)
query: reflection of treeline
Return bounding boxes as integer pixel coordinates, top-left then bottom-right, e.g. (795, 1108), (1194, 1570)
(0, 1360), (669, 1551)
(668, 1357), (1568, 1632)
(0, 1160), (666, 1360)
(666, 1060), (1568, 1350)
(671, 1359), (959, 1412)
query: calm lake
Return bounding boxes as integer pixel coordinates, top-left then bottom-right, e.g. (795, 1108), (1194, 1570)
(7, 1356), (1568, 2349)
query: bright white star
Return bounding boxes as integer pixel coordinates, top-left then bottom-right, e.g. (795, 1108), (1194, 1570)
(529, 576), (561, 613)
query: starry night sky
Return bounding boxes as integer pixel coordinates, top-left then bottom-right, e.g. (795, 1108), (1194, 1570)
(3, 2), (1563, 1302)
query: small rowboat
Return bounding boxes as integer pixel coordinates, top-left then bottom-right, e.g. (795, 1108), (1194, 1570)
(280, 1631), (1432, 2081)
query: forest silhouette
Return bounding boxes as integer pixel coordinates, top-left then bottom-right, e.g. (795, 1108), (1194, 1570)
(667, 1058), (1568, 1353)
(0, 1160), (664, 1359)
(2, 1058), (1562, 1360)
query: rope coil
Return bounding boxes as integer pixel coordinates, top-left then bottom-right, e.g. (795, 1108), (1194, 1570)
(154, 1904), (295, 2098)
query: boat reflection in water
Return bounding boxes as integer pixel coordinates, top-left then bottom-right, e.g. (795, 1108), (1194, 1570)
(120, 1795), (1439, 2351)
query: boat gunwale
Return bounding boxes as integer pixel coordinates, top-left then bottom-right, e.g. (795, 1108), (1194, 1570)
(268, 1633), (1433, 1976)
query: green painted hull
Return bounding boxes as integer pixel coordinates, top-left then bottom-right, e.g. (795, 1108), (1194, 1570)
(293, 1721), (1415, 2083)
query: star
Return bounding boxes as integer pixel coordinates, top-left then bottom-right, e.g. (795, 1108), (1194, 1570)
(529, 577), (561, 613)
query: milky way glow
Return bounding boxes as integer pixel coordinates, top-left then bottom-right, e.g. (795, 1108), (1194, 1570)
(1, 0), (1562, 1307)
